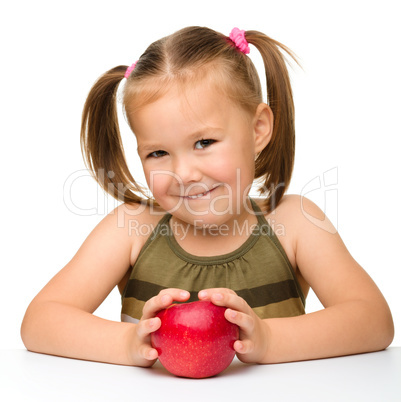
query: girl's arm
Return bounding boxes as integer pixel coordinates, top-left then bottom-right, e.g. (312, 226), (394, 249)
(267, 195), (394, 362)
(20, 203), (188, 366)
(199, 195), (394, 363)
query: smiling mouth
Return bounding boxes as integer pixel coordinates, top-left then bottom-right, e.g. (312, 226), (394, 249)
(186, 191), (210, 199)
(183, 186), (218, 200)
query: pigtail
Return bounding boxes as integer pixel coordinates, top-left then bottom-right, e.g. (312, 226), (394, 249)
(80, 66), (147, 205)
(245, 31), (297, 213)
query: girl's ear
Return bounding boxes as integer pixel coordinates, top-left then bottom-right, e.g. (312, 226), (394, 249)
(253, 103), (274, 154)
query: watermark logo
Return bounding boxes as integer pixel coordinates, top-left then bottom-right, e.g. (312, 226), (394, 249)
(63, 167), (339, 235)
(300, 167), (338, 234)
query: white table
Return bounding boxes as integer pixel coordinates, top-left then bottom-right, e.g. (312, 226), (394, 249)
(1, 348), (400, 401)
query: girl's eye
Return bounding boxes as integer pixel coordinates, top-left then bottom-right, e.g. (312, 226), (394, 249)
(148, 150), (168, 158)
(194, 139), (216, 149)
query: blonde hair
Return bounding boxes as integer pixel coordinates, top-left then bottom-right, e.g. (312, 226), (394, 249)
(81, 26), (297, 212)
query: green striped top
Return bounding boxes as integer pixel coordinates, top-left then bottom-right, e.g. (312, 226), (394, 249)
(121, 199), (305, 323)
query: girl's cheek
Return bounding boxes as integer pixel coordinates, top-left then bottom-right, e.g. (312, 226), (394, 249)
(147, 173), (173, 199)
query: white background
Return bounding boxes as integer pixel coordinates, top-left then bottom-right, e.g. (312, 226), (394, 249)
(1, 0), (400, 349)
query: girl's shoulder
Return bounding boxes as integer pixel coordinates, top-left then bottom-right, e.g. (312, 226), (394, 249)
(276, 194), (337, 236)
(47, 201), (169, 305)
(114, 201), (167, 229)
(253, 194), (337, 270)
(98, 201), (167, 266)
(256, 194), (336, 236)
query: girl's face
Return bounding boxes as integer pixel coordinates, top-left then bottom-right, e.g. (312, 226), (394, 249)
(131, 80), (270, 229)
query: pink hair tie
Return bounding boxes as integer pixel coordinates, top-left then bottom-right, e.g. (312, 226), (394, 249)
(124, 61), (138, 79)
(229, 27), (250, 54)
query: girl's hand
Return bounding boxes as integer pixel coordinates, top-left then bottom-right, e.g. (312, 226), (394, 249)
(130, 288), (190, 367)
(198, 288), (269, 364)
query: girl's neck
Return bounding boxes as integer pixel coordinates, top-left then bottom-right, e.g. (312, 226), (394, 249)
(168, 198), (259, 257)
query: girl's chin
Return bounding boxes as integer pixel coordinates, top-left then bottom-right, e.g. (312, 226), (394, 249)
(156, 194), (250, 223)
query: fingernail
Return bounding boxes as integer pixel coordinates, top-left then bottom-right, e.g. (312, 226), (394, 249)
(199, 291), (207, 299)
(180, 291), (189, 298)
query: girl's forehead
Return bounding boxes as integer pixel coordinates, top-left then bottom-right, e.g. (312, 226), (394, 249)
(126, 65), (235, 112)
(128, 74), (250, 123)
(129, 80), (251, 133)
(130, 83), (223, 130)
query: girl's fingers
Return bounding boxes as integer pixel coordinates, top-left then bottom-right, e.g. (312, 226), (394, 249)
(136, 317), (161, 339)
(233, 339), (254, 355)
(134, 341), (158, 362)
(133, 289), (191, 367)
(131, 319), (160, 366)
(199, 288), (250, 314)
(142, 288), (190, 319)
(198, 288), (236, 301)
(199, 288), (268, 363)
(224, 308), (255, 335)
(139, 344), (159, 361)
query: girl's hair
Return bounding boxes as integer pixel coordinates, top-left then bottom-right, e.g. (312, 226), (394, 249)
(81, 26), (297, 212)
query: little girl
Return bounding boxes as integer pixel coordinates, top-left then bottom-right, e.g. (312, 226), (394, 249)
(21, 26), (394, 366)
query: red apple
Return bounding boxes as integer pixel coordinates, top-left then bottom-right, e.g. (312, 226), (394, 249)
(151, 300), (239, 378)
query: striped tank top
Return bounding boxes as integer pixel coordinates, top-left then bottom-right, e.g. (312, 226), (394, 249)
(121, 199), (305, 323)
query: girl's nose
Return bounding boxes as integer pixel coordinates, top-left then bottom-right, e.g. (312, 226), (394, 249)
(172, 156), (202, 185)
